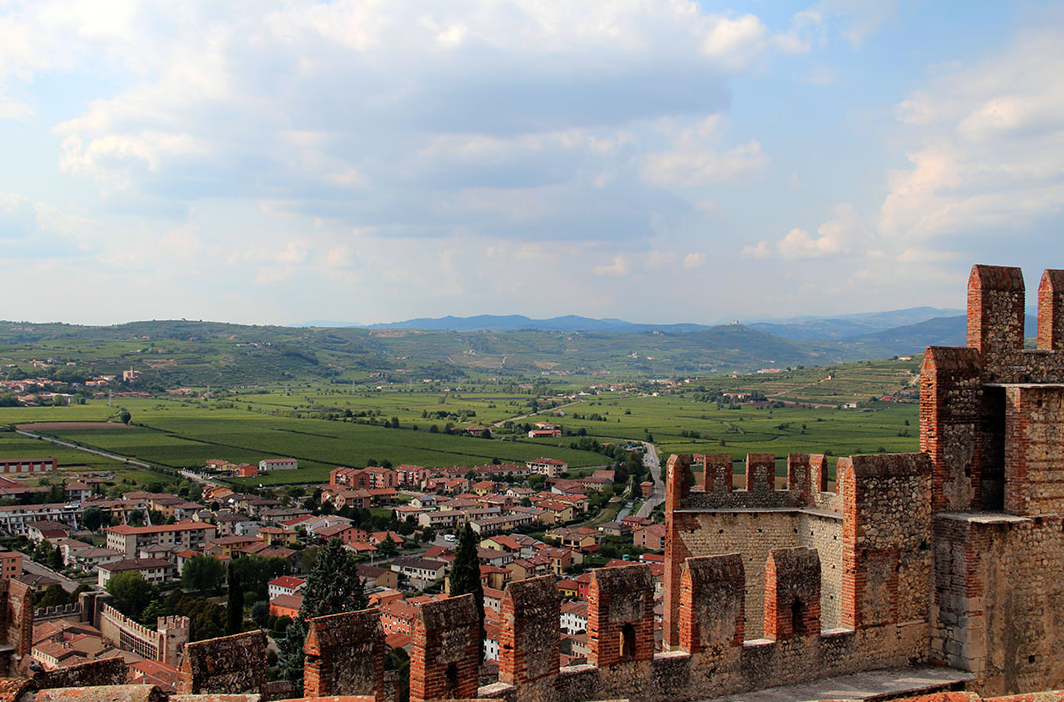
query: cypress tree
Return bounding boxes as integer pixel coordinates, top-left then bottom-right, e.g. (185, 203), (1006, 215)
(226, 562), (244, 635)
(449, 522), (485, 662)
(278, 538), (367, 693)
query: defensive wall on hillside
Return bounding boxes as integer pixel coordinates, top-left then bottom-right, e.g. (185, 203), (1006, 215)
(2, 264), (1064, 702)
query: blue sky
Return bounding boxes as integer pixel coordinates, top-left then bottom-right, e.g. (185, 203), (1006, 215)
(2, 0), (1064, 326)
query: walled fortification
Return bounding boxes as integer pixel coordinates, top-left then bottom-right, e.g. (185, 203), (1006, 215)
(99, 605), (190, 668)
(3, 264), (1064, 702)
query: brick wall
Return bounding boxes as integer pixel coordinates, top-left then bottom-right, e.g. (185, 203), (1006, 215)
(178, 631), (266, 694)
(499, 575), (559, 688)
(410, 594), (480, 702)
(587, 564), (655, 667)
(764, 547), (820, 641)
(304, 608), (385, 699)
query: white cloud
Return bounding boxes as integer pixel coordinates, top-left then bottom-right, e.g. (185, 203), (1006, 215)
(776, 227), (839, 259)
(593, 255), (631, 277)
(646, 250), (674, 267)
(276, 240), (310, 264)
(748, 203), (863, 260)
(740, 241), (771, 259)
(880, 25), (1064, 240)
(643, 139), (768, 185)
(683, 252), (708, 269)
(701, 14), (768, 71)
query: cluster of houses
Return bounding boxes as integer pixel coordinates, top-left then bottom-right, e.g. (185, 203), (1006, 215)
(0, 449), (665, 682)
(355, 521), (668, 665)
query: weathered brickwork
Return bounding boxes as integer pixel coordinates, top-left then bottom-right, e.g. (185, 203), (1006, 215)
(33, 659), (128, 689)
(304, 609), (385, 699)
(679, 554), (744, 653)
(587, 565), (655, 667)
(410, 595), (480, 702)
(764, 547), (821, 641)
(178, 632), (266, 695)
(499, 576), (559, 688)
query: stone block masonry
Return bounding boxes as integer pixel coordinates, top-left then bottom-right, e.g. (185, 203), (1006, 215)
(304, 609), (385, 699)
(679, 554), (744, 653)
(410, 594), (481, 702)
(499, 576), (560, 688)
(764, 547), (820, 641)
(587, 564), (655, 667)
(178, 631), (266, 695)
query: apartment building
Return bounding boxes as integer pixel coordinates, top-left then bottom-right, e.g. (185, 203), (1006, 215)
(105, 521), (216, 558)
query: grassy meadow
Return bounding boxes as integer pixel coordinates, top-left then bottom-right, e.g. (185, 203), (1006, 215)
(0, 356), (924, 486)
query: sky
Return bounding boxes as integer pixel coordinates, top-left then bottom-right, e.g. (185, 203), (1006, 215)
(2, 1), (1064, 327)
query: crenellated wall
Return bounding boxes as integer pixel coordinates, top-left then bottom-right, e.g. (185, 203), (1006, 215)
(664, 452), (844, 643)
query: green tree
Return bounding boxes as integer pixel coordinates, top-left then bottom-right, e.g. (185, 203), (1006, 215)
(449, 523), (485, 662)
(36, 583), (69, 608)
(377, 537), (398, 558)
(106, 571), (155, 616)
(251, 600), (269, 626)
(82, 506), (105, 532)
(230, 555), (288, 603)
(278, 539), (367, 693)
(227, 562), (244, 634)
(181, 554), (224, 593)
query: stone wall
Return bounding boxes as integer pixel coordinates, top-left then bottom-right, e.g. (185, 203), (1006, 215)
(33, 659), (128, 689)
(664, 452), (841, 646)
(933, 513), (1064, 695)
(5, 579), (33, 659)
(499, 576), (559, 688)
(764, 547), (820, 641)
(1003, 386), (1064, 516)
(839, 453), (932, 632)
(678, 554), (744, 654)
(178, 632), (266, 695)
(303, 609), (384, 699)
(587, 565), (655, 668)
(410, 594), (480, 702)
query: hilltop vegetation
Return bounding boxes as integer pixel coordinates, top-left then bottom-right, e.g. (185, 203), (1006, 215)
(1, 315), (952, 389)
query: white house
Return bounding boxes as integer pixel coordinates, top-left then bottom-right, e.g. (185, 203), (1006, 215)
(267, 575), (307, 600)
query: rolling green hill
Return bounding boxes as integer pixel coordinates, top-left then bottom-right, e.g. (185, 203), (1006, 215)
(0, 317), (945, 389)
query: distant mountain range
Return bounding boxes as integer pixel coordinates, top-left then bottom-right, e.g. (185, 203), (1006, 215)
(302, 306), (967, 337)
(0, 306), (1043, 387)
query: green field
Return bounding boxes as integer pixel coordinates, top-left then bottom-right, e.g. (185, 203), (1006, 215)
(0, 356), (926, 487)
(3, 398), (609, 486)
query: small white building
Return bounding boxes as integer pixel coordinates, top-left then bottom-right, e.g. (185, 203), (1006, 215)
(560, 600), (588, 634)
(259, 458), (299, 471)
(267, 575), (307, 600)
